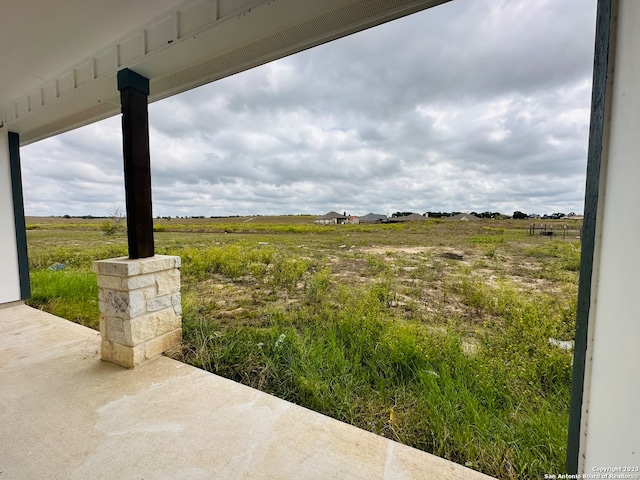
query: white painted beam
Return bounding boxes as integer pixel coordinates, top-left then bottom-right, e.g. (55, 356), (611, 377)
(0, 130), (22, 304)
(580, 0), (640, 472)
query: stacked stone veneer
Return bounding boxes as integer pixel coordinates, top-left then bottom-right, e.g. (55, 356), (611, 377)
(92, 255), (182, 368)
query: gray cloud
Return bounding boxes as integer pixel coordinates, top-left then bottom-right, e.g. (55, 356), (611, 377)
(21, 0), (596, 218)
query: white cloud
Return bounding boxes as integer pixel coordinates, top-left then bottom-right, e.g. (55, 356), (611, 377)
(20, 0), (597, 218)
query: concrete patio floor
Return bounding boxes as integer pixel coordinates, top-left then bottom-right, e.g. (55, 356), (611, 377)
(0, 303), (493, 479)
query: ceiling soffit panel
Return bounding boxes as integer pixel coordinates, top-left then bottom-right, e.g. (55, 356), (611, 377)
(0, 0), (185, 106)
(151, 0), (450, 102)
(2, 0), (449, 146)
(1, 0), (265, 143)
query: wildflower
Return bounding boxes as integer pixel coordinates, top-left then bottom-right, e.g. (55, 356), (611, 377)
(274, 334), (286, 348)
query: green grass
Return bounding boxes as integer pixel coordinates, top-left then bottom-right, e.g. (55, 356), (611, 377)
(180, 277), (572, 478)
(25, 217), (581, 479)
(470, 235), (505, 244)
(29, 269), (100, 329)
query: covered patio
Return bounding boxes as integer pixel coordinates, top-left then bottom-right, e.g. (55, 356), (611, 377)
(1, 0), (639, 476)
(0, 303), (491, 479)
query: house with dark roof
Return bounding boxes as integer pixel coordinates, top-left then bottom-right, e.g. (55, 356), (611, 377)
(395, 213), (427, 222)
(358, 213), (388, 224)
(447, 213), (481, 221)
(314, 211), (349, 225)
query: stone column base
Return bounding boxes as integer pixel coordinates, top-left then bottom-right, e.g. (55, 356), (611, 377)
(92, 255), (182, 368)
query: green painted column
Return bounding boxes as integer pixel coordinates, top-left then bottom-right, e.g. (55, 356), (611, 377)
(8, 132), (30, 299)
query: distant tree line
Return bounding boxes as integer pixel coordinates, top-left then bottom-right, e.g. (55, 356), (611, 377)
(513, 211), (576, 220)
(350, 211), (580, 220)
(63, 214), (108, 219)
(424, 212), (459, 218)
(391, 211), (417, 218)
(425, 211), (504, 219)
(57, 210), (580, 221)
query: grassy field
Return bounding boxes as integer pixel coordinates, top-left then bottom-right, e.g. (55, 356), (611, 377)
(26, 216), (582, 479)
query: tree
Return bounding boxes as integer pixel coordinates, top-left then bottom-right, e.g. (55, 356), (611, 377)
(392, 211), (414, 218)
(513, 211), (528, 219)
(101, 206), (126, 235)
(479, 211), (500, 218)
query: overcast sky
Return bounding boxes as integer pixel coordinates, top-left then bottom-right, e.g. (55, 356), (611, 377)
(21, 0), (597, 218)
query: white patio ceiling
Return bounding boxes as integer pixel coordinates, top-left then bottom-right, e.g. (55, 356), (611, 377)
(1, 0), (449, 146)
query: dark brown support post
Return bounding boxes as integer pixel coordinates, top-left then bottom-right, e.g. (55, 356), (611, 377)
(118, 68), (154, 259)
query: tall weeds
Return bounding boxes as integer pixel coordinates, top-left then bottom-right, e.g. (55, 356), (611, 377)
(180, 274), (573, 479)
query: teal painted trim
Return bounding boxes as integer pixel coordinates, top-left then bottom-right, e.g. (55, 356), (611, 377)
(566, 0), (612, 473)
(117, 68), (150, 95)
(8, 132), (31, 300)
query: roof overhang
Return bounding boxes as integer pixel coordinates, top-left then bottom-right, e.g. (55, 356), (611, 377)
(1, 0), (450, 146)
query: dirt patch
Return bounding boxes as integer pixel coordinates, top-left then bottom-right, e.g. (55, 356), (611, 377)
(361, 246), (436, 255)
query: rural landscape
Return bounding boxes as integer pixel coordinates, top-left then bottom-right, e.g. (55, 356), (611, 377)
(25, 214), (582, 479)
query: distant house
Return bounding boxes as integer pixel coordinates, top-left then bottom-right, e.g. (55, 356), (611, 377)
(447, 213), (481, 221)
(395, 213), (427, 222)
(358, 213), (388, 224)
(314, 211), (349, 225)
